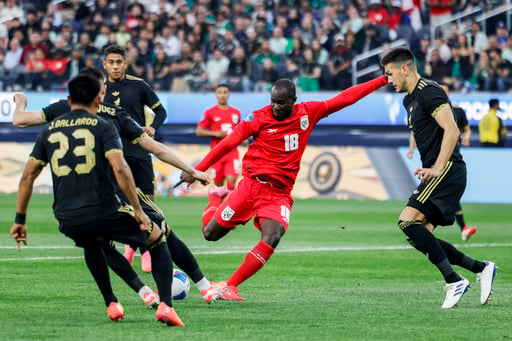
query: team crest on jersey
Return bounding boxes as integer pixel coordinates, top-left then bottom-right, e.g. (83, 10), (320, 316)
(244, 113), (254, 122)
(114, 98), (121, 106)
(232, 114), (239, 124)
(300, 115), (309, 130)
(112, 91), (120, 97)
(221, 206), (235, 221)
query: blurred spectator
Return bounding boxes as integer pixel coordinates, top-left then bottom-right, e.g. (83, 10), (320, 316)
(340, 3), (363, 36)
(298, 47), (321, 92)
(467, 21), (488, 55)
(77, 32), (99, 59)
(70, 0), (91, 27)
(203, 26), (223, 59)
(0, 0), (24, 21)
(458, 33), (475, 64)
(495, 21), (509, 49)
(62, 45), (86, 81)
(1, 37), (24, 91)
(479, 98), (507, 147)
(287, 37), (305, 66)
(205, 48), (229, 91)
(411, 34), (431, 73)
(355, 24), (383, 77)
(311, 38), (329, 65)
(93, 23), (111, 52)
(281, 58), (301, 80)
(328, 34), (352, 90)
(472, 50), (490, 90)
(218, 30), (239, 59)
(21, 9), (41, 38)
(20, 31), (49, 65)
(425, 0), (457, 39)
(46, 49), (69, 90)
(445, 42), (473, 90)
(299, 17), (316, 46)
(185, 50), (208, 92)
(157, 23), (182, 60)
(269, 27), (289, 55)
(501, 35), (512, 64)
(136, 38), (154, 67)
(92, 0), (115, 22)
(170, 42), (194, 92)
(115, 23), (132, 48)
(484, 48), (512, 91)
(24, 47), (49, 91)
(254, 58), (278, 92)
(243, 27), (261, 57)
(367, 0), (389, 27)
(126, 46), (147, 80)
(423, 48), (451, 84)
(254, 39), (280, 65)
(149, 49), (172, 91)
(226, 46), (253, 92)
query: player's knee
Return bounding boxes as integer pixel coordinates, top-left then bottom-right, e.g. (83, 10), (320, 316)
(262, 230), (283, 248)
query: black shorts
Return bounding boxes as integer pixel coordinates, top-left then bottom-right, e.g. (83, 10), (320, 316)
(126, 157), (155, 195)
(407, 161), (466, 226)
(59, 209), (147, 248)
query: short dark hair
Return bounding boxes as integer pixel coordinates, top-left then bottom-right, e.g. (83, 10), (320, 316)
(272, 79), (296, 98)
(216, 83), (230, 91)
(68, 74), (102, 106)
(78, 66), (106, 83)
(381, 46), (415, 66)
(489, 98), (500, 108)
(103, 44), (125, 59)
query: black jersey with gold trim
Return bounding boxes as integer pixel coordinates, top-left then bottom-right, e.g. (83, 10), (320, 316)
(30, 110), (123, 225)
(403, 78), (463, 168)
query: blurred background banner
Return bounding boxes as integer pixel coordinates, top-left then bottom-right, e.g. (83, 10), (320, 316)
(1, 92), (512, 126)
(1, 142), (510, 203)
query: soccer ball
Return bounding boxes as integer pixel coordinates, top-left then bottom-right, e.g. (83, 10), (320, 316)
(172, 269), (190, 300)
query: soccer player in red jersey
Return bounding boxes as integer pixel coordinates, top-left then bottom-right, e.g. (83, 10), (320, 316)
(179, 75), (388, 300)
(196, 84), (241, 191)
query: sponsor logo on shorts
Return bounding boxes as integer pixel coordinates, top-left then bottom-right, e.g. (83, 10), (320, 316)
(221, 206), (235, 221)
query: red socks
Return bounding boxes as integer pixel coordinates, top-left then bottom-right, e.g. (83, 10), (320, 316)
(227, 240), (274, 287)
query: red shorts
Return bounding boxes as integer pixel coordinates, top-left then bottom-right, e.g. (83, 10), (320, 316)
(214, 176), (294, 231)
(210, 155), (241, 183)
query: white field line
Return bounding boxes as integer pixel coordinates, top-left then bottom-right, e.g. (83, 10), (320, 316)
(0, 243), (510, 262)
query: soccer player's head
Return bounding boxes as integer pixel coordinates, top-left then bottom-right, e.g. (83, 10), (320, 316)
(270, 79), (297, 121)
(215, 84), (230, 106)
(79, 66), (107, 100)
(68, 74), (102, 109)
(103, 44), (127, 82)
(381, 47), (418, 94)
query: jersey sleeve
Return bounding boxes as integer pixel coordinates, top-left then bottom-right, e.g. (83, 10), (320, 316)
(197, 108), (211, 128)
(423, 85), (449, 118)
(41, 100), (70, 122)
(115, 107), (146, 143)
(29, 130), (49, 166)
(101, 120), (124, 157)
(234, 111), (261, 140)
(303, 101), (329, 124)
(142, 81), (167, 129)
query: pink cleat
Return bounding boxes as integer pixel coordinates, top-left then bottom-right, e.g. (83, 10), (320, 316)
(461, 226), (477, 241)
(124, 244), (136, 264)
(156, 302), (184, 326)
(200, 281), (228, 303)
(107, 302), (125, 322)
(207, 186), (229, 200)
(219, 285), (246, 301)
(141, 250), (152, 273)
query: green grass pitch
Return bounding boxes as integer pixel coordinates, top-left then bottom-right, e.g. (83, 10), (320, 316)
(1, 194), (511, 340)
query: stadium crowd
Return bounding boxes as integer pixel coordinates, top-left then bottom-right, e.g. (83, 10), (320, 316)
(0, 0), (511, 93)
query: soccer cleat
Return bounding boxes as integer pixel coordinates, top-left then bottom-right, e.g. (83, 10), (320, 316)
(156, 302), (184, 326)
(219, 285), (246, 301)
(442, 277), (470, 309)
(143, 291), (160, 308)
(141, 250), (152, 273)
(107, 302), (125, 322)
(461, 226), (477, 241)
(124, 244), (136, 264)
(200, 281), (228, 303)
(476, 261), (497, 305)
(207, 186), (229, 200)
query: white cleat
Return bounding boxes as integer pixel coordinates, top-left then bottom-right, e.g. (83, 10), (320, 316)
(442, 277), (470, 309)
(476, 261), (497, 305)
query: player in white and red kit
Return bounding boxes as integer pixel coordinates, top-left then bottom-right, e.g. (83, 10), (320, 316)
(196, 84), (241, 191)
(180, 75), (388, 300)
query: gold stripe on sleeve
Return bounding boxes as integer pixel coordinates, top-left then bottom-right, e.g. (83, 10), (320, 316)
(105, 148), (123, 158)
(431, 103), (450, 118)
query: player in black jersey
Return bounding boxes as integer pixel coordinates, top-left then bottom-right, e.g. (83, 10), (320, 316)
(12, 66), (228, 304)
(406, 83), (477, 241)
(102, 44), (166, 268)
(10, 74), (184, 325)
(381, 47), (496, 309)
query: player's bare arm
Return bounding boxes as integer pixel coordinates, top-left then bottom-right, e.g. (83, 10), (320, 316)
(13, 94), (45, 128)
(138, 136), (210, 185)
(196, 126), (228, 139)
(414, 105), (460, 183)
(11, 159), (44, 248)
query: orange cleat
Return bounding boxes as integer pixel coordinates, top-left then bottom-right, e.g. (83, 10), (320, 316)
(107, 302), (125, 322)
(219, 285), (246, 301)
(156, 302), (184, 326)
(200, 281), (228, 303)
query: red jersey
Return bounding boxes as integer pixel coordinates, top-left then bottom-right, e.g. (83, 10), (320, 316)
(198, 105), (241, 159)
(235, 101), (328, 192)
